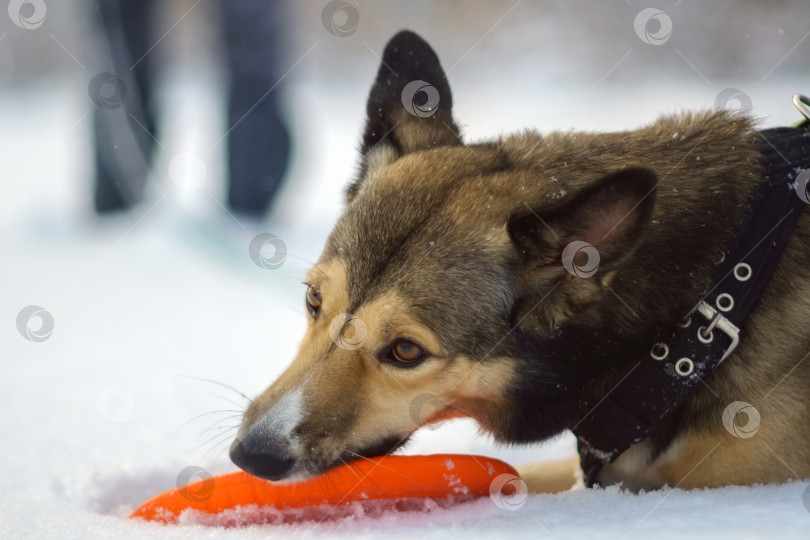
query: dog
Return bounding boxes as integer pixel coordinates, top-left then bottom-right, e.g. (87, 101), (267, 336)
(230, 30), (810, 493)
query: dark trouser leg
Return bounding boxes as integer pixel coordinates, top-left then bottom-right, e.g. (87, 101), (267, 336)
(221, 0), (290, 217)
(93, 0), (156, 213)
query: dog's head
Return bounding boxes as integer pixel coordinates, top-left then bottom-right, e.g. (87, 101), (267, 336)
(230, 30), (657, 481)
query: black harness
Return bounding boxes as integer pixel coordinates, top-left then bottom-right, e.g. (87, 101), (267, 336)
(574, 106), (810, 487)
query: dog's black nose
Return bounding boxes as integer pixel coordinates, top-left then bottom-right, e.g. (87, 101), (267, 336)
(229, 436), (295, 481)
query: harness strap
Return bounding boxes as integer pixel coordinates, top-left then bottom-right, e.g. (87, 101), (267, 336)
(575, 125), (810, 487)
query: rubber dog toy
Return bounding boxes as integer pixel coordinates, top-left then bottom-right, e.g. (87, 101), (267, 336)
(131, 454), (518, 523)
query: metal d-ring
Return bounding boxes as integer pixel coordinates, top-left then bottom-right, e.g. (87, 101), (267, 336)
(793, 93), (810, 122)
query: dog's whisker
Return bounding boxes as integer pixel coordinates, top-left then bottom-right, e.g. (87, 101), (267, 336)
(339, 456), (363, 480)
(209, 392), (248, 411)
(203, 437), (234, 459)
(193, 414), (243, 439)
(323, 467), (342, 497)
(180, 375), (253, 403)
(189, 426), (241, 454)
(282, 270), (311, 281)
(198, 423), (240, 437)
(341, 455), (392, 496)
(202, 443), (230, 463)
(176, 409), (244, 432)
(282, 252), (316, 266)
(344, 450), (418, 484)
(267, 295), (307, 317)
(209, 442), (233, 465)
(200, 430), (240, 460)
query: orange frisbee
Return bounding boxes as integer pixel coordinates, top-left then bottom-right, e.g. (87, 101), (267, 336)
(131, 454), (518, 524)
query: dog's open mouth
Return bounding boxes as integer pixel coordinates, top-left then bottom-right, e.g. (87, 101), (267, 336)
(231, 429), (412, 483)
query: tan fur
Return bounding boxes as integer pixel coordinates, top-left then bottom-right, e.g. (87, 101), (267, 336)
(516, 457), (583, 493)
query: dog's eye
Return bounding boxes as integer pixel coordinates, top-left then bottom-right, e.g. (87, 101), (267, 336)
(305, 287), (321, 317)
(391, 340), (424, 365)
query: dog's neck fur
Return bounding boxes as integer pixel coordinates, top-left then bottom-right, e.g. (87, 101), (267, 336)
(478, 112), (765, 444)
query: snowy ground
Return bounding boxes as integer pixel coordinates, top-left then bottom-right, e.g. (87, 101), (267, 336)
(3, 1), (810, 538)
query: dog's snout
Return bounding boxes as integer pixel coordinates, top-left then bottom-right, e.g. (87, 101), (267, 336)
(230, 389), (303, 480)
(229, 436), (295, 481)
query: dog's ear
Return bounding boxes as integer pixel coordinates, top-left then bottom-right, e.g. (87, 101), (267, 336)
(509, 167), (657, 271)
(349, 30), (461, 201)
(507, 167), (657, 330)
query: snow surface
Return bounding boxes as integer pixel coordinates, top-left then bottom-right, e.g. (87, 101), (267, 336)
(3, 4), (810, 538)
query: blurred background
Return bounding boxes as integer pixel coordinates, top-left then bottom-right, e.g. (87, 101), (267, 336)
(1, 0), (809, 518)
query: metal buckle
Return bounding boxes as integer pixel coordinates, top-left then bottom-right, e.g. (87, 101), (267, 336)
(695, 300), (740, 362)
(793, 93), (810, 122)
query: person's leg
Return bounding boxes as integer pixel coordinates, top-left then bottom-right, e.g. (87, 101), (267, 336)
(93, 0), (157, 213)
(220, 0), (291, 217)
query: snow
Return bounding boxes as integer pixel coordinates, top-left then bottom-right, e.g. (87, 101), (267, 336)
(3, 3), (810, 538)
